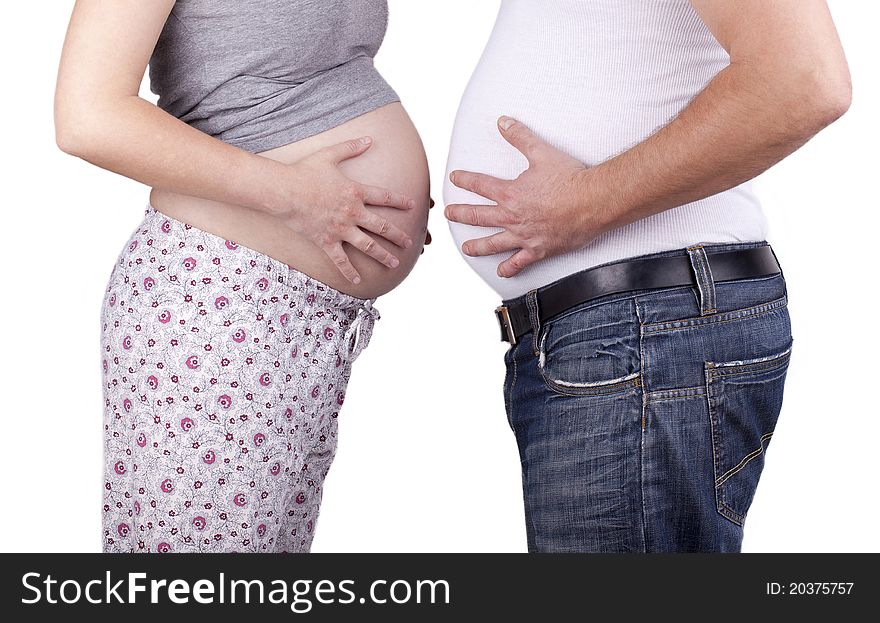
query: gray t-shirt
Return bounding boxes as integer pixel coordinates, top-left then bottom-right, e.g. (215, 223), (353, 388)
(149, 0), (400, 153)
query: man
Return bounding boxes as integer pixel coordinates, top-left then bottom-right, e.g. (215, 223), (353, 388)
(443, 0), (850, 552)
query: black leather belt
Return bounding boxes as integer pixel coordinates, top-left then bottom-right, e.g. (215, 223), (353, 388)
(495, 245), (781, 344)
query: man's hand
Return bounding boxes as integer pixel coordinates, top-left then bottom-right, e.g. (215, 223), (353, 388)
(446, 2), (849, 281)
(446, 117), (605, 278)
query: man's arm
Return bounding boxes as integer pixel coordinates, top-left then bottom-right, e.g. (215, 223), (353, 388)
(446, 0), (851, 278)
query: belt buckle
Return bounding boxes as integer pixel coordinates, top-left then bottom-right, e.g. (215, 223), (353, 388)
(495, 305), (517, 345)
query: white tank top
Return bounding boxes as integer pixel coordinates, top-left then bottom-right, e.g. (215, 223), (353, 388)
(444, 0), (768, 300)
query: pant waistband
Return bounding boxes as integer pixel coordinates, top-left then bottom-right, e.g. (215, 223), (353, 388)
(495, 241), (782, 345)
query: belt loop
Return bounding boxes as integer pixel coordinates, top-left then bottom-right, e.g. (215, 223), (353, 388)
(525, 289), (541, 355)
(768, 244), (788, 300)
(687, 244), (717, 316)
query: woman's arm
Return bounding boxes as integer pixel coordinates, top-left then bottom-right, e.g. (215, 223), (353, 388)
(55, 0), (414, 284)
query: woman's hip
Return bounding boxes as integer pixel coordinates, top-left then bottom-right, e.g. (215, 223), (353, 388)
(100, 204), (380, 416)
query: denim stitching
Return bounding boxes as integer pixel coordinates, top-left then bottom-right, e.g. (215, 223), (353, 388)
(647, 386), (707, 402)
(544, 369), (640, 389)
(690, 246), (707, 312)
(708, 346), (792, 368)
(703, 252), (717, 314)
(687, 245), (717, 316)
(704, 362), (729, 523)
(540, 371), (641, 397)
(620, 272), (781, 312)
(706, 348), (792, 379)
(642, 296), (787, 334)
(526, 290), (541, 355)
(715, 432), (774, 487)
(634, 298), (649, 553)
(705, 344), (792, 527)
(719, 503), (745, 526)
(506, 349), (518, 432)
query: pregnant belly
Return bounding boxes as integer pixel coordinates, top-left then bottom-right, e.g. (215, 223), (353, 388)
(150, 103), (430, 299)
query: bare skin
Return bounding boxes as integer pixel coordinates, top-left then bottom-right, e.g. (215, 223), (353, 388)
(55, 0), (430, 297)
(446, 0), (851, 278)
(152, 103), (430, 298)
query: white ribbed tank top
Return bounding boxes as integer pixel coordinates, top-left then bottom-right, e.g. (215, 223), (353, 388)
(444, 0), (767, 300)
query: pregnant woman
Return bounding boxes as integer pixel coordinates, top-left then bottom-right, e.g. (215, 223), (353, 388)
(55, 0), (429, 553)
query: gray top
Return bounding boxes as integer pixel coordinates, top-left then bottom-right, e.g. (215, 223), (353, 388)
(149, 0), (400, 153)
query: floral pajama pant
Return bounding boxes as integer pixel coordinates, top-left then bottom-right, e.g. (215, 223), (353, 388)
(101, 205), (378, 553)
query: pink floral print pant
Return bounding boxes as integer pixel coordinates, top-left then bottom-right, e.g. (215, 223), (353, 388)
(101, 206), (379, 553)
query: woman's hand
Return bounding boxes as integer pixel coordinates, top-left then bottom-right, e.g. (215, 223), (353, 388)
(56, 2), (415, 287)
(278, 137), (416, 284)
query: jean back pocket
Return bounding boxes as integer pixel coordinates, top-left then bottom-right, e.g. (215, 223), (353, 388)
(705, 342), (793, 525)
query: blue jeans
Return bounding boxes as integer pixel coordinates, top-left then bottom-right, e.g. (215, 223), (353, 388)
(502, 241), (793, 552)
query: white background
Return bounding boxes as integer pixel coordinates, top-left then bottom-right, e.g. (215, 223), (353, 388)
(0, 1), (877, 553)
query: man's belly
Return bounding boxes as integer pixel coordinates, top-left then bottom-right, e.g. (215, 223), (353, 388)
(151, 103), (430, 299)
(444, 116), (767, 301)
(443, 64), (768, 300)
